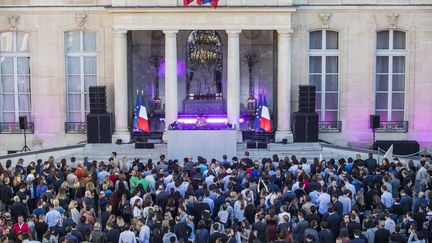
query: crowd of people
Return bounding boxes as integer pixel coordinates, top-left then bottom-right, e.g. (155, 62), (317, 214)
(0, 151), (431, 243)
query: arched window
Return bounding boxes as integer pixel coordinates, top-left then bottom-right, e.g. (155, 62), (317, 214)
(65, 30), (97, 132)
(0, 31), (31, 125)
(375, 30), (406, 122)
(308, 30), (339, 126)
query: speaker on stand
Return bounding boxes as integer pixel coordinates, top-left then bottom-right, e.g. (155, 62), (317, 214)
(370, 115), (380, 149)
(19, 116), (30, 151)
(87, 86), (113, 143)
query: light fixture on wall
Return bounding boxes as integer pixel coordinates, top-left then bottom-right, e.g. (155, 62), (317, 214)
(150, 55), (164, 112)
(242, 53), (258, 112)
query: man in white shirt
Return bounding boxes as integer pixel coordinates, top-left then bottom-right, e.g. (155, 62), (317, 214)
(119, 225), (137, 243)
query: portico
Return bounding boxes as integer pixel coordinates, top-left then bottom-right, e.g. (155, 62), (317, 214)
(109, 7), (296, 143)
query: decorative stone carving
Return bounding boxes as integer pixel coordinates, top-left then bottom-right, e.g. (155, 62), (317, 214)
(319, 14), (332, 28)
(387, 13), (399, 29)
(8, 15), (19, 30)
(75, 13), (87, 29)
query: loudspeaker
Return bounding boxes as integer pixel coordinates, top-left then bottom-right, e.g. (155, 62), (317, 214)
(370, 115), (380, 129)
(257, 142), (268, 149)
(89, 86), (107, 114)
(87, 113), (112, 143)
(293, 112), (319, 142)
(19, 116), (27, 130)
(247, 142), (257, 149)
(298, 85), (316, 113)
(135, 142), (155, 149)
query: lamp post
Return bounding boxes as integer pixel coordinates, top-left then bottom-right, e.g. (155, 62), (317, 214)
(242, 53), (258, 112)
(150, 56), (164, 112)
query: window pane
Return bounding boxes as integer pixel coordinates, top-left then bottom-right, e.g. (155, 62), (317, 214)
(18, 94), (31, 111)
(309, 31), (322, 50)
(376, 111), (388, 121)
(68, 112), (81, 123)
(309, 74), (322, 91)
(1, 76), (14, 93)
(324, 111), (338, 121)
(1, 57), (14, 75)
(68, 94), (81, 111)
(84, 57), (96, 75)
(17, 57), (30, 74)
(316, 93), (321, 110)
(325, 75), (338, 91)
(325, 93), (338, 109)
(83, 31), (96, 52)
(391, 111), (404, 121)
(85, 94), (90, 112)
(0, 32), (13, 52)
(377, 31), (389, 49)
(17, 76), (31, 92)
(326, 31), (338, 50)
(392, 75), (405, 91)
(376, 75), (388, 91)
(309, 56), (322, 73)
(67, 75), (81, 92)
(392, 93), (404, 110)
(67, 57), (80, 75)
(376, 56), (389, 73)
(1, 94), (15, 111)
(84, 75), (96, 91)
(16, 32), (29, 52)
(393, 56), (405, 73)
(2, 112), (15, 122)
(376, 93), (388, 109)
(393, 31), (406, 50)
(326, 56), (338, 73)
(65, 31), (80, 53)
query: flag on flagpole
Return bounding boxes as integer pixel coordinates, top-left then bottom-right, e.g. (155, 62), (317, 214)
(383, 144), (393, 161)
(254, 94), (262, 131)
(183, 0), (194, 6)
(260, 95), (273, 133)
(209, 0), (219, 8)
(138, 104), (150, 133)
(133, 94), (141, 130)
(183, 0), (218, 8)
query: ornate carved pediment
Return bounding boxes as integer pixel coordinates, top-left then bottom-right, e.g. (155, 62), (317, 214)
(387, 13), (399, 29)
(75, 12), (87, 29)
(8, 15), (19, 30)
(319, 13), (332, 28)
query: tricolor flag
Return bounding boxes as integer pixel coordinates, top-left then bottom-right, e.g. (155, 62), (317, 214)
(133, 94), (141, 129)
(184, 0), (219, 8)
(259, 95), (272, 133)
(254, 95), (262, 131)
(137, 104), (150, 133)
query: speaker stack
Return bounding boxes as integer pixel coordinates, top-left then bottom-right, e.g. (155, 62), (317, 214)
(293, 85), (319, 143)
(370, 115), (380, 129)
(87, 86), (112, 143)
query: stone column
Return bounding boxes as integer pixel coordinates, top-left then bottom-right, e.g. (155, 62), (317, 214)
(112, 30), (130, 143)
(226, 29), (242, 142)
(162, 30), (178, 142)
(275, 29), (294, 143)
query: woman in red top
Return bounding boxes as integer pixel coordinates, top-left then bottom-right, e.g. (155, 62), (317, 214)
(12, 215), (30, 235)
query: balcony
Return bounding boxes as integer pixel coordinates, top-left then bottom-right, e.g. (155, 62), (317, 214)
(65, 122), (87, 134)
(319, 121), (342, 133)
(0, 122), (34, 134)
(375, 121), (408, 133)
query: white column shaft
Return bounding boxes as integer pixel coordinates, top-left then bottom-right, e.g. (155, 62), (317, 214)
(164, 30), (178, 129)
(113, 30), (129, 137)
(227, 30), (241, 130)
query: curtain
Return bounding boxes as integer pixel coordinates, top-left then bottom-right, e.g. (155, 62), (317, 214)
(309, 31), (322, 49)
(326, 31), (338, 49)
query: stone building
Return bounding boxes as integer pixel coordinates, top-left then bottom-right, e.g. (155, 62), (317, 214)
(0, 0), (431, 152)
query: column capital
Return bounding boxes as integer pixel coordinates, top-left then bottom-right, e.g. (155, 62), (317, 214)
(277, 29), (294, 36)
(112, 29), (128, 36)
(226, 29), (242, 36)
(163, 29), (178, 36)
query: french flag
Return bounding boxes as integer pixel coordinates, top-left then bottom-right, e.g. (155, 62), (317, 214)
(137, 105), (150, 133)
(259, 95), (273, 133)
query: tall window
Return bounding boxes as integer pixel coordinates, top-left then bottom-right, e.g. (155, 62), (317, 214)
(65, 31), (97, 123)
(0, 31), (31, 123)
(375, 30), (406, 121)
(308, 30), (339, 122)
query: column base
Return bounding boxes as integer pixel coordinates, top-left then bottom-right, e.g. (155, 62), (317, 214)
(162, 130), (168, 143)
(112, 130), (131, 144)
(236, 130), (243, 143)
(275, 130), (293, 143)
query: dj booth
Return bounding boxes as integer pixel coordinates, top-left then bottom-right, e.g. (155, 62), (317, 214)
(167, 129), (237, 160)
(372, 140), (420, 156)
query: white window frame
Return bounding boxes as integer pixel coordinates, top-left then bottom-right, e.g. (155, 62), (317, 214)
(65, 30), (97, 123)
(308, 29), (339, 121)
(375, 30), (407, 121)
(0, 31), (31, 122)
